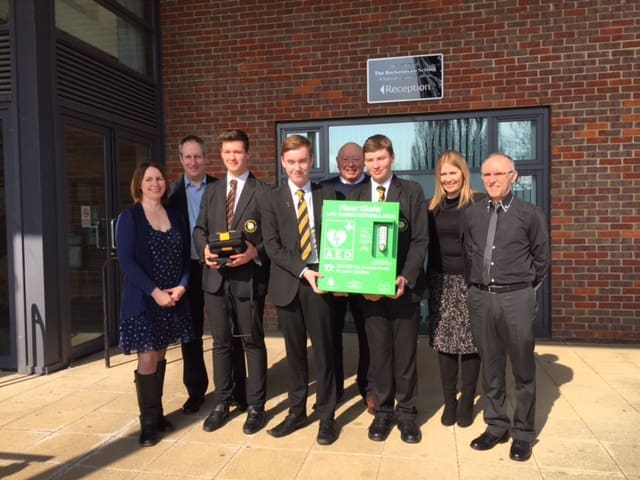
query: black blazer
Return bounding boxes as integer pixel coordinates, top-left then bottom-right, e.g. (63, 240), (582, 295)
(260, 182), (339, 307)
(192, 173), (271, 298)
(348, 175), (429, 303)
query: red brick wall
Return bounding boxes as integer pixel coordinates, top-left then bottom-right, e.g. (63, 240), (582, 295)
(160, 0), (640, 340)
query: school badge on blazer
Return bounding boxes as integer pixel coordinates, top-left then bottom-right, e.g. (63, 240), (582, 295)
(244, 219), (258, 234)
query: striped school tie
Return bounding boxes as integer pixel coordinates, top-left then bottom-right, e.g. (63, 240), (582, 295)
(226, 179), (237, 229)
(296, 189), (312, 261)
(376, 185), (386, 202)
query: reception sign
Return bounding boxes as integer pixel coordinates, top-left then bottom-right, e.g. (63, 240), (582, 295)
(318, 200), (399, 295)
(367, 53), (444, 103)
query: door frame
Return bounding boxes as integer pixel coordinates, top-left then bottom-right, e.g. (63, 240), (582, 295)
(59, 117), (114, 360)
(60, 116), (158, 361)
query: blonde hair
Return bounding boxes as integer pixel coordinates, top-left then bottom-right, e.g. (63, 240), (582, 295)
(428, 150), (475, 211)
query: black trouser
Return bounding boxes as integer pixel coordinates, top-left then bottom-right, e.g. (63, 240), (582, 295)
(360, 298), (420, 421)
(205, 286), (267, 408)
(333, 295), (372, 399)
(277, 282), (336, 420)
(181, 260), (208, 399)
(468, 285), (537, 442)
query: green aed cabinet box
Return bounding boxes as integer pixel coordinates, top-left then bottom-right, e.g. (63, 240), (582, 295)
(318, 200), (399, 295)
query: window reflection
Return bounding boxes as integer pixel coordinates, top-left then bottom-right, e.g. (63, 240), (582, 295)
(55, 0), (151, 76)
(498, 121), (536, 160)
(114, 0), (150, 20)
(512, 175), (536, 204)
(329, 117), (488, 173)
(0, 0), (8, 23)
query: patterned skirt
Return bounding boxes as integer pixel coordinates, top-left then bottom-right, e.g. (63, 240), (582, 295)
(120, 304), (194, 355)
(428, 272), (478, 354)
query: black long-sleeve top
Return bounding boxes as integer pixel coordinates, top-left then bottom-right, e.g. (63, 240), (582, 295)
(427, 197), (465, 275)
(428, 192), (485, 275)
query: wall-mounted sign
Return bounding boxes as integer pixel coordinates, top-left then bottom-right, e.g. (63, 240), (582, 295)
(318, 200), (399, 296)
(367, 54), (443, 104)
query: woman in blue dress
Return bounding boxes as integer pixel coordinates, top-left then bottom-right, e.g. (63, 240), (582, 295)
(116, 162), (193, 446)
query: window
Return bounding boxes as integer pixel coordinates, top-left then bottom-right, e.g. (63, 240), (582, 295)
(278, 107), (550, 336)
(114, 0), (150, 20)
(0, 0), (8, 23)
(55, 0), (153, 76)
(278, 107), (548, 208)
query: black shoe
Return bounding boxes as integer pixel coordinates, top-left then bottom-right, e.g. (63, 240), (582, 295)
(398, 419), (422, 444)
(139, 416), (159, 447)
(267, 413), (308, 438)
(470, 431), (510, 451)
(202, 404), (229, 432)
(182, 396), (205, 414)
(456, 396), (474, 428)
(317, 419), (338, 445)
(157, 415), (175, 433)
(441, 400), (457, 426)
(368, 415), (393, 442)
(243, 406), (266, 435)
(231, 398), (248, 413)
(509, 439), (532, 461)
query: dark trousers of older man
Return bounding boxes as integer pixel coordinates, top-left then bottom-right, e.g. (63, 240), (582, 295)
(468, 286), (537, 443)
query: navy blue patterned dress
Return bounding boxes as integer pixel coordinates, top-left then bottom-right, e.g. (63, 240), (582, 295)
(119, 223), (194, 354)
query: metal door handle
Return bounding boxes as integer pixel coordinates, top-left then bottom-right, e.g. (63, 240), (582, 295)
(110, 218), (117, 252)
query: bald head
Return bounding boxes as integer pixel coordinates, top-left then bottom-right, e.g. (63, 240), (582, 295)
(336, 142), (364, 183)
(481, 153), (518, 202)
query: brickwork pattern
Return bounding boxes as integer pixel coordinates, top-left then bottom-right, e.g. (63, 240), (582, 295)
(160, 0), (640, 340)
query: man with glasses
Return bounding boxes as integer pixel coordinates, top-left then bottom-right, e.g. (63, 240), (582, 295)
(320, 142), (374, 413)
(462, 153), (550, 462)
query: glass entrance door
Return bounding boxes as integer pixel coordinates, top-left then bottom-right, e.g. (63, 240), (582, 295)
(63, 124), (149, 354)
(64, 126), (108, 349)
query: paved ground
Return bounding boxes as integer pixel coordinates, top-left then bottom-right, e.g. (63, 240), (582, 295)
(0, 334), (638, 479)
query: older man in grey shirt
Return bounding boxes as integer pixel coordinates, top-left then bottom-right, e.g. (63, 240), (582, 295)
(462, 153), (549, 462)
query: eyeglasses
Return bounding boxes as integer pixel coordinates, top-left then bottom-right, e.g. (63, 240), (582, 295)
(481, 170), (513, 179)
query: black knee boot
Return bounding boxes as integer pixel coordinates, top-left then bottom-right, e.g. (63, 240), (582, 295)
(135, 370), (161, 446)
(438, 352), (459, 426)
(457, 353), (480, 427)
(156, 359), (175, 433)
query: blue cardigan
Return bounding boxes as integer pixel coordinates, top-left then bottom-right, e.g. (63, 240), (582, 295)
(115, 203), (190, 322)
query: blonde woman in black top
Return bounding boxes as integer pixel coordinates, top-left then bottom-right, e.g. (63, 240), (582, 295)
(427, 151), (483, 427)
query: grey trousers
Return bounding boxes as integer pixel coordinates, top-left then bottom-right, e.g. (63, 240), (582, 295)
(468, 285), (537, 442)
